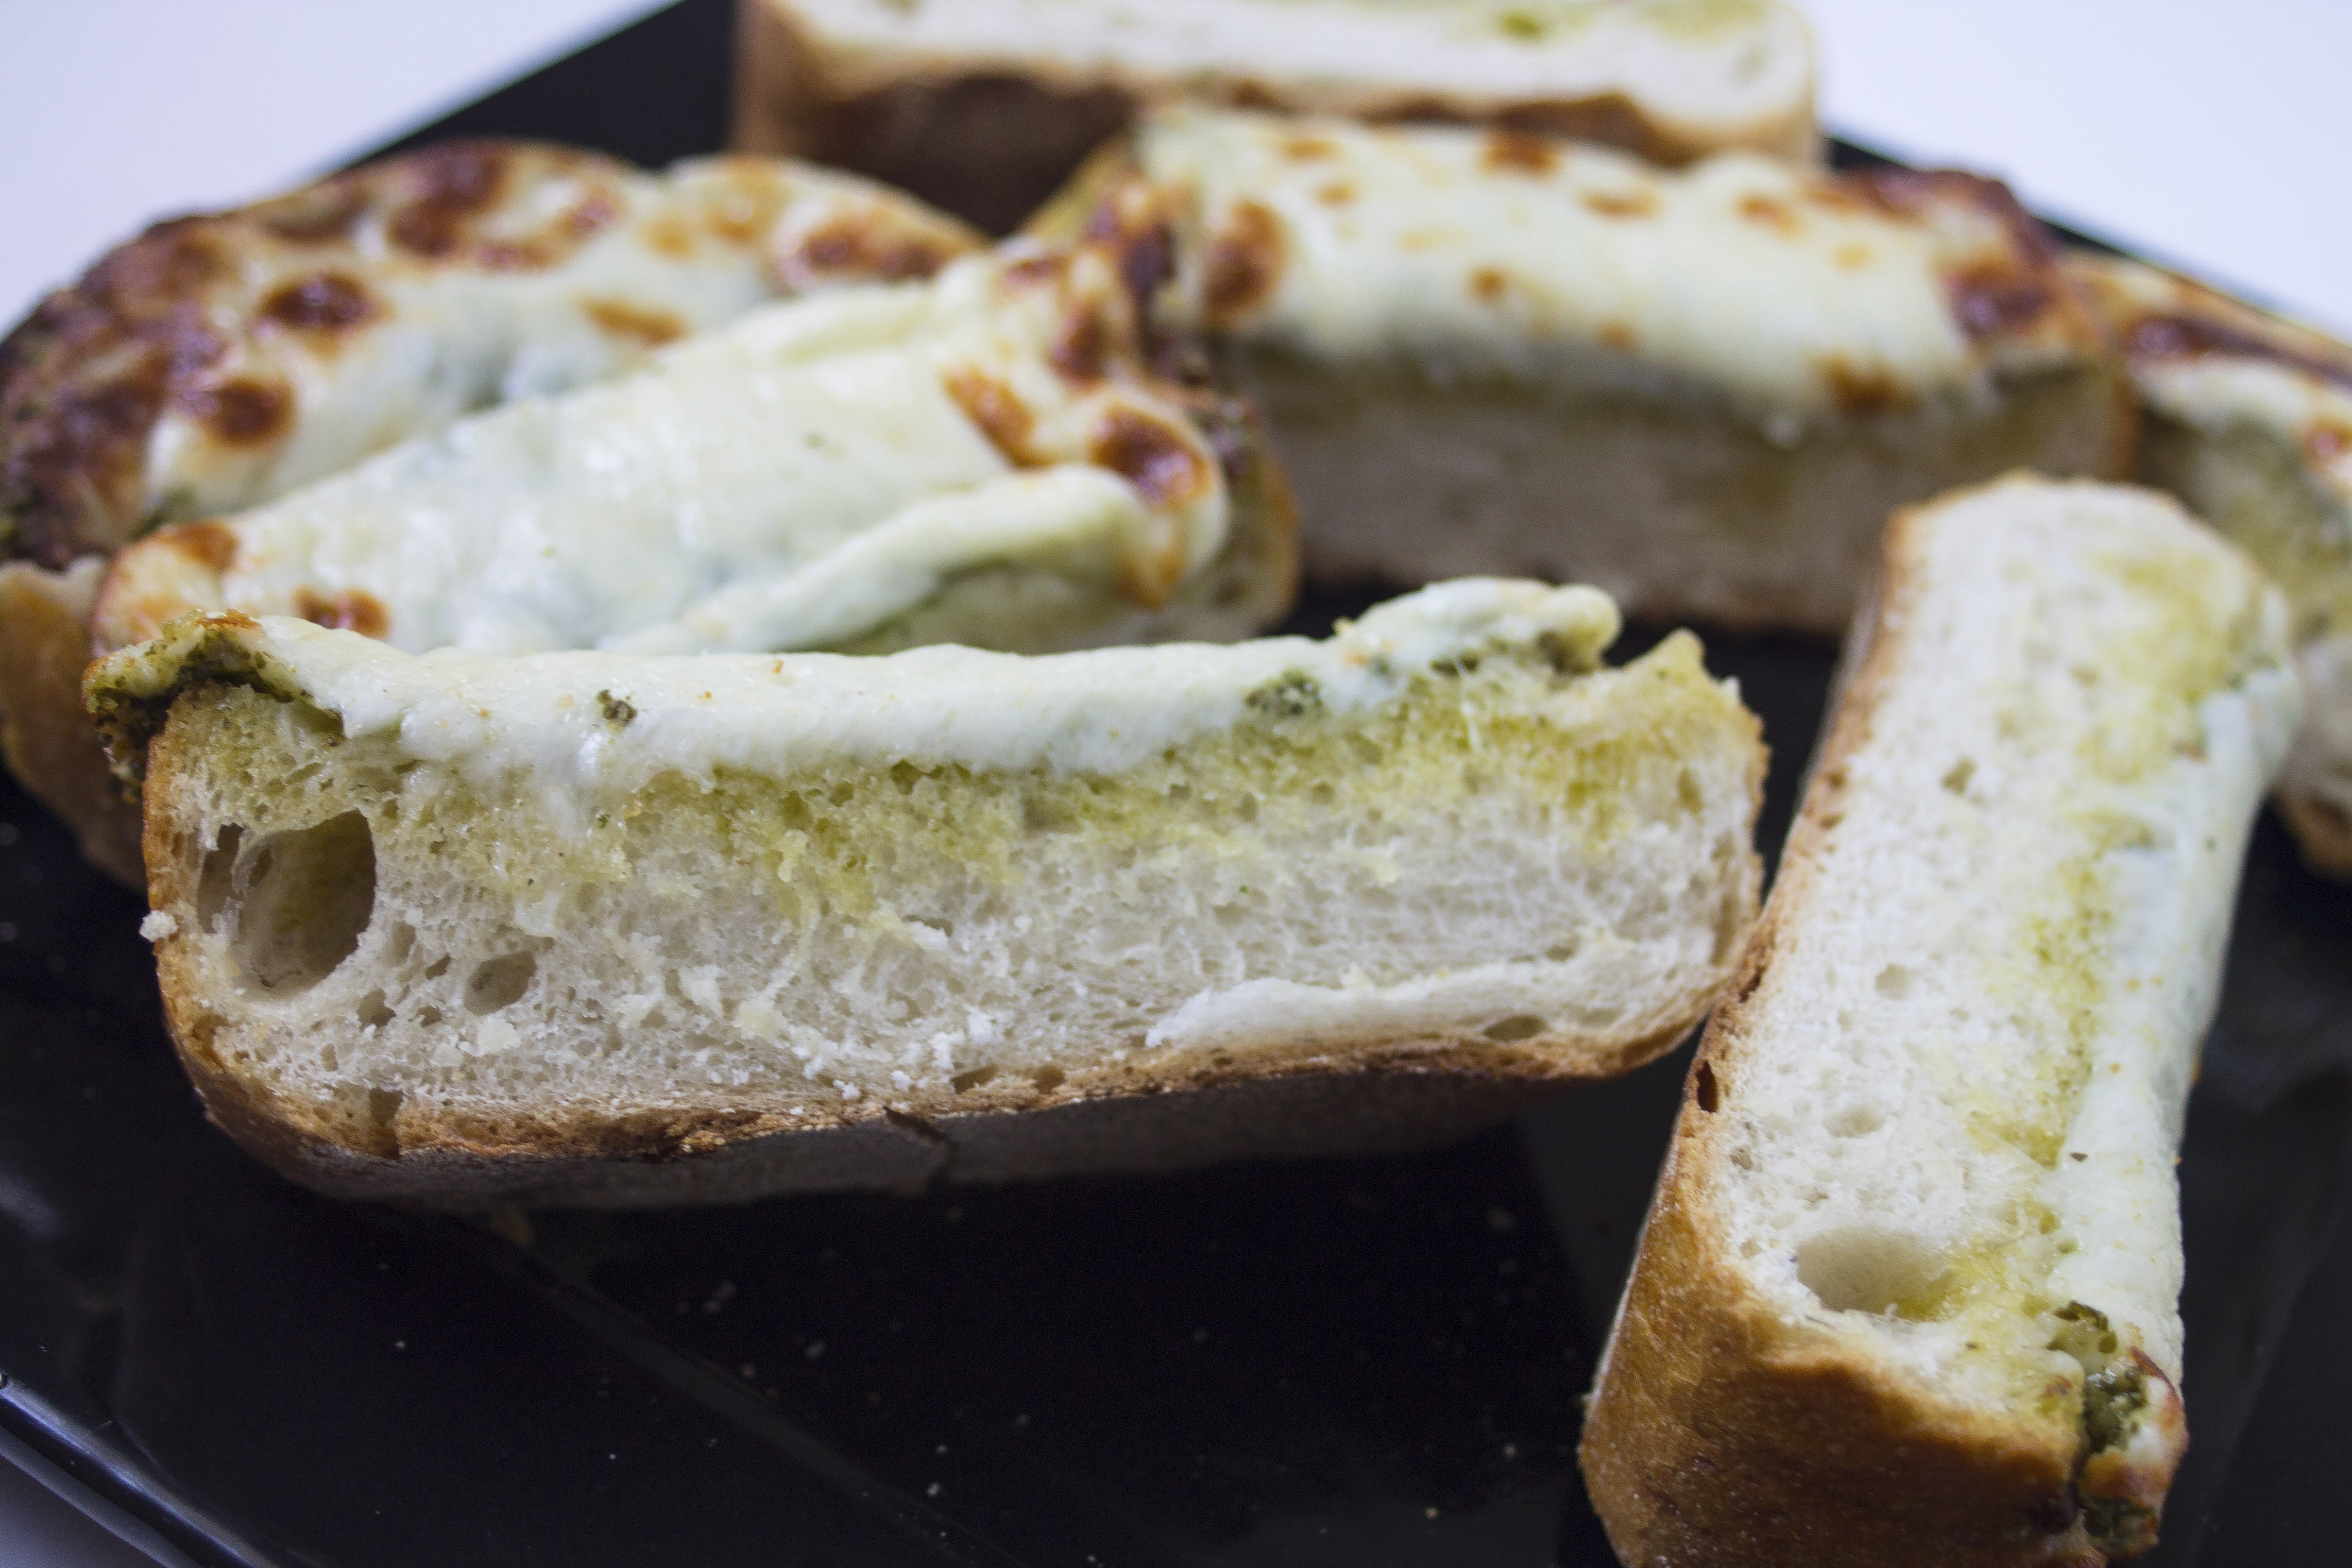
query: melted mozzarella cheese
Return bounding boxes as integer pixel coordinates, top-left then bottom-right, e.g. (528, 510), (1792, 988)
(141, 156), (980, 525)
(99, 578), (1619, 794)
(139, 254), (1229, 657)
(1141, 108), (2037, 424)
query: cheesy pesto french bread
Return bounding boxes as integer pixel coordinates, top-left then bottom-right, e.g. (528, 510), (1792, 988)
(87, 579), (1763, 1207)
(56, 244), (1294, 886)
(1579, 478), (2301, 1568)
(0, 138), (983, 881)
(733, 0), (1819, 234)
(91, 245), (1294, 660)
(1041, 107), (2132, 634)
(2069, 252), (2352, 878)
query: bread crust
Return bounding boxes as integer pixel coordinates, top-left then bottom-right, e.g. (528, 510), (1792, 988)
(1578, 498), (2190, 1566)
(0, 560), (141, 883)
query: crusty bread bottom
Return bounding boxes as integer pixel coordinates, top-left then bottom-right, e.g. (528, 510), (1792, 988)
(1244, 354), (2130, 635)
(0, 559), (141, 884)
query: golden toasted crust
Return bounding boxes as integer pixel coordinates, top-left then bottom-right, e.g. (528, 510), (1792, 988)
(1577, 506), (2179, 1567)
(0, 562), (142, 883)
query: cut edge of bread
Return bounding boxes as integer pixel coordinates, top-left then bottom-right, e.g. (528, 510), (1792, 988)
(1578, 476), (2300, 1567)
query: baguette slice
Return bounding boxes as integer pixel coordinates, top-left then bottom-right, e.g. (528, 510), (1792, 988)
(89, 579), (1762, 1208)
(1, 139), (982, 885)
(2068, 251), (2352, 877)
(1579, 478), (2300, 1566)
(1047, 108), (2131, 634)
(733, 0), (1818, 233)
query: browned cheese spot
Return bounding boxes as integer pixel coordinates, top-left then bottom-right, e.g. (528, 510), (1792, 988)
(160, 518), (240, 574)
(260, 273), (379, 334)
(1221, 79), (1288, 112)
(1581, 188), (1658, 220)
(564, 190), (622, 239)
(1482, 130), (1559, 177)
(941, 368), (1038, 466)
(1055, 305), (1118, 383)
(1946, 261), (2054, 342)
(2307, 421), (2352, 466)
(1493, 94), (1656, 160)
(293, 586), (390, 639)
(258, 182), (367, 244)
(1738, 194), (1800, 236)
(1201, 200), (1284, 328)
(692, 165), (785, 244)
(1090, 405), (1208, 510)
(1000, 252), (1066, 290)
(641, 213), (697, 259)
(779, 215), (957, 290)
(1469, 267), (1509, 304)
(1596, 321), (1636, 352)
(182, 377), (292, 447)
(387, 142), (511, 259)
(1834, 243), (1875, 271)
(580, 297), (686, 347)
(1315, 181), (1356, 208)
(1817, 355), (1907, 416)
(1280, 135), (1339, 161)
(473, 239), (559, 273)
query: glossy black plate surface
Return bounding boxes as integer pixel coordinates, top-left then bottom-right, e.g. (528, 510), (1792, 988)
(4, 4), (2350, 1563)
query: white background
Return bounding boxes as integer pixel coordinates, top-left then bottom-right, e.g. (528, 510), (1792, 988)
(0, 2), (2346, 1561)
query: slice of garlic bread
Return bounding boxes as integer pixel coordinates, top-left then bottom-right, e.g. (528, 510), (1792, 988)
(1050, 108), (2130, 635)
(2070, 251), (2352, 878)
(89, 580), (1761, 1208)
(734, 0), (1818, 233)
(1579, 478), (2299, 1566)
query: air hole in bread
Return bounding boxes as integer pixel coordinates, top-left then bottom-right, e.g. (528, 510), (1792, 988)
(358, 988), (394, 1029)
(197, 824), (245, 932)
(1029, 1064), (1066, 1091)
(950, 1064), (998, 1092)
(1874, 963), (1914, 1000)
(1826, 1103), (1882, 1137)
(465, 950), (539, 1015)
(1694, 1061), (1719, 1112)
(421, 954), (451, 980)
(228, 811), (376, 993)
(1941, 758), (1975, 794)
(1483, 1014), (1545, 1042)
(1794, 1226), (1948, 1318)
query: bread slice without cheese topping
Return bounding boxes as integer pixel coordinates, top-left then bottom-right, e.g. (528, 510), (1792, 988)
(89, 579), (1763, 1208)
(1043, 108), (2130, 634)
(733, 0), (1817, 233)
(1577, 478), (2301, 1566)
(2070, 251), (2352, 878)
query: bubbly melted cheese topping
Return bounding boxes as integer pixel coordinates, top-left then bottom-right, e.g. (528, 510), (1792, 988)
(140, 254), (1228, 656)
(106, 579), (1618, 798)
(1140, 109), (2043, 425)
(141, 156), (980, 526)
(788, 0), (1811, 141)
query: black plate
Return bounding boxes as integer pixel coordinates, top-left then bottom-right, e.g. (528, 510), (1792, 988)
(5, 4), (2350, 1562)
